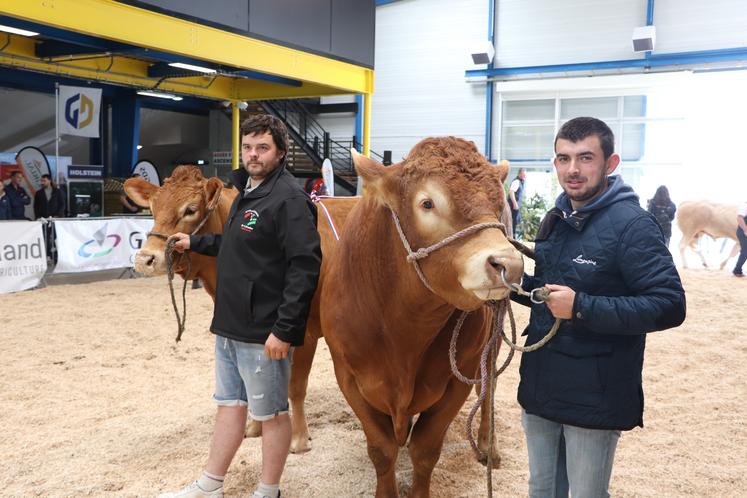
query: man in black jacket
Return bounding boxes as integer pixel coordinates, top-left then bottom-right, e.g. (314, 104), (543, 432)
(163, 115), (321, 498)
(33, 174), (66, 218)
(514, 117), (686, 498)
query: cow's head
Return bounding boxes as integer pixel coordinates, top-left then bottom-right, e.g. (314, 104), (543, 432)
(124, 166), (224, 275)
(354, 137), (524, 310)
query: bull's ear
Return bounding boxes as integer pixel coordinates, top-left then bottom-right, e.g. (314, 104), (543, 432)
(352, 149), (399, 206)
(495, 159), (510, 183)
(205, 177), (224, 210)
(124, 178), (157, 207)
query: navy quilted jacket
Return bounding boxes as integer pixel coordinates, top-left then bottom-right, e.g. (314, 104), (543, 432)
(516, 175), (686, 430)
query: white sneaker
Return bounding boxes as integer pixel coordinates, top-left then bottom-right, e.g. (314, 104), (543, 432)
(157, 480), (224, 498)
(250, 492), (281, 498)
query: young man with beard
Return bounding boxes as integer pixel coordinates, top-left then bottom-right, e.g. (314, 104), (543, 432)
(33, 174), (66, 218)
(514, 117), (686, 497)
(162, 115), (322, 498)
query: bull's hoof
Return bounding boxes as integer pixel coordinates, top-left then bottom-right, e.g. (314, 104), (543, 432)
(478, 452), (502, 469)
(244, 420), (262, 438)
(290, 436), (312, 454)
(478, 439), (502, 469)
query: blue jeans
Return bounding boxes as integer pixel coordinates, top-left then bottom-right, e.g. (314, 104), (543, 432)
(522, 410), (620, 498)
(213, 336), (292, 421)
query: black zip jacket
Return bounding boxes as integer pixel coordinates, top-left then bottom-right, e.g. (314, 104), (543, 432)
(190, 165), (321, 346)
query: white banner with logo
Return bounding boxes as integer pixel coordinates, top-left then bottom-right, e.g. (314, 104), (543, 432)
(54, 218), (154, 273)
(0, 221), (48, 294)
(59, 85), (102, 138)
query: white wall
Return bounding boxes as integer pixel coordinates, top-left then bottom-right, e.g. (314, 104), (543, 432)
(654, 0), (747, 53)
(371, 0), (488, 163)
(495, 0), (646, 68)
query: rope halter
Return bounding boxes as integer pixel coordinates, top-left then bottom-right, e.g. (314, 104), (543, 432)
(389, 207), (508, 293)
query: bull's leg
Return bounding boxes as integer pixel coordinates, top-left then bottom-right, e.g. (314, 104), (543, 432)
(476, 380), (501, 468)
(335, 366), (400, 498)
(245, 419), (263, 438)
(288, 337), (318, 453)
(407, 379), (474, 498)
(719, 241), (740, 270)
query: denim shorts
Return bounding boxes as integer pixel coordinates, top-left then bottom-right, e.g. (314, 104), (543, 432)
(213, 336), (293, 421)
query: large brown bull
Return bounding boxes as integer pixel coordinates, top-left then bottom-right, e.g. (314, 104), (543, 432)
(321, 139), (524, 497)
(677, 200), (739, 269)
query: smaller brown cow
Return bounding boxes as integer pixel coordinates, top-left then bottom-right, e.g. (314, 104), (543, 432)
(124, 166), (357, 453)
(677, 200), (739, 269)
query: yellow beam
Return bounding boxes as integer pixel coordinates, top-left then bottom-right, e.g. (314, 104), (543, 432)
(0, 33), (364, 101)
(363, 93), (372, 157)
(232, 102), (240, 170)
(1, 0), (373, 95)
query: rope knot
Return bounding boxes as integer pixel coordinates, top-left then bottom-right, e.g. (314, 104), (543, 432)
(407, 248), (430, 262)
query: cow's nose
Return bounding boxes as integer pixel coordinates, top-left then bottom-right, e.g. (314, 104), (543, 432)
(134, 249), (164, 274)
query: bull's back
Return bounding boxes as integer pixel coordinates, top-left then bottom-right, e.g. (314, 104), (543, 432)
(677, 201), (738, 239)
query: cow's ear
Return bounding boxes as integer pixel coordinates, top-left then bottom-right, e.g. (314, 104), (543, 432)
(205, 177), (224, 210)
(495, 159), (510, 183)
(352, 149), (399, 206)
(124, 178), (157, 207)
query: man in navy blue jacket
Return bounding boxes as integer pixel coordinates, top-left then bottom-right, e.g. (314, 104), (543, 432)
(515, 117), (686, 498)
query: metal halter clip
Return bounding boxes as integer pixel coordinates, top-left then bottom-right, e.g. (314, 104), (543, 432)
(530, 287), (548, 304)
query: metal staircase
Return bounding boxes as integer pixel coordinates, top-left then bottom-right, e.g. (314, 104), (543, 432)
(257, 100), (385, 193)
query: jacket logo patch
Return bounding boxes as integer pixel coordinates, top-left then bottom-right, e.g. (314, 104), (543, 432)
(240, 209), (259, 232)
(572, 254), (597, 266)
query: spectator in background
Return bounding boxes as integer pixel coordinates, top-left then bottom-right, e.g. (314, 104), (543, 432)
(34, 174), (65, 218)
(120, 173), (143, 213)
(733, 200), (747, 278)
(0, 181), (11, 220)
(6, 171), (31, 220)
(507, 167), (526, 238)
(647, 185), (677, 247)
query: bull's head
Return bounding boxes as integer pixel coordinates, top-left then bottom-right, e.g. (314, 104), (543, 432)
(353, 137), (524, 310)
(124, 166), (224, 275)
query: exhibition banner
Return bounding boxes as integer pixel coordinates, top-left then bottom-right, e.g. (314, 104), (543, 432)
(0, 221), (48, 294)
(54, 217), (154, 273)
(58, 85), (102, 138)
(131, 160), (161, 186)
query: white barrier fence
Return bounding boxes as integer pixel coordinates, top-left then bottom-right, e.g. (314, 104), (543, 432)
(0, 221), (48, 294)
(0, 217), (153, 294)
(54, 217), (154, 273)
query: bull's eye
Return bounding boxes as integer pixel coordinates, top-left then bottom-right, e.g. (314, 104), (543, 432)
(420, 199), (434, 210)
(184, 205), (198, 216)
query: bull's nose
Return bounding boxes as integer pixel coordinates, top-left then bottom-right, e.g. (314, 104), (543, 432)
(487, 254), (523, 286)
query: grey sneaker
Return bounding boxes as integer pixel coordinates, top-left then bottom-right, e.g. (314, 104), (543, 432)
(158, 480), (224, 498)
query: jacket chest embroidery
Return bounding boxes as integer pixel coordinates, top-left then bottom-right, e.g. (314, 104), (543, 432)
(240, 209), (260, 233)
(572, 254), (597, 266)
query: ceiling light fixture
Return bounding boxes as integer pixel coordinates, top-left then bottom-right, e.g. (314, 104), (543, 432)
(168, 62), (217, 74)
(137, 91), (183, 101)
(0, 24), (39, 37)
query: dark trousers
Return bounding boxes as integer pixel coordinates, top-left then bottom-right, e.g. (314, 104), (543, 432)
(511, 207), (521, 239)
(735, 228), (747, 274)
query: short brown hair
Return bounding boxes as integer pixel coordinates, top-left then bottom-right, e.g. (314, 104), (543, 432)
(240, 114), (289, 160)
